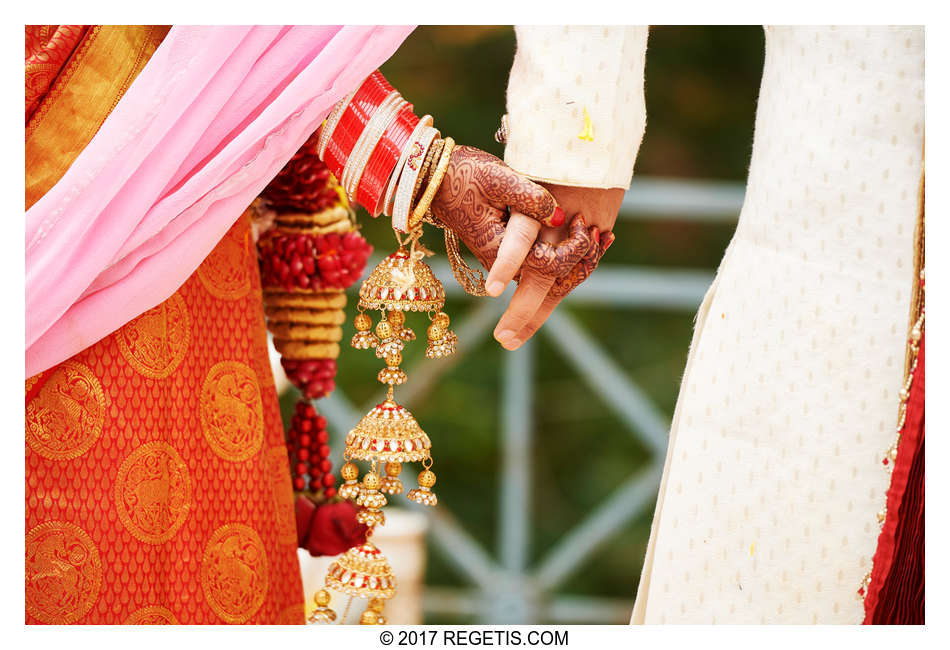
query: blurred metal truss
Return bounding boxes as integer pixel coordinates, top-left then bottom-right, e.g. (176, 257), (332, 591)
(298, 176), (743, 623)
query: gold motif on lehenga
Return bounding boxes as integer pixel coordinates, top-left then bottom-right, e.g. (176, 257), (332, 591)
(124, 605), (179, 624)
(25, 521), (102, 624)
(114, 441), (192, 544)
(197, 218), (253, 301)
(266, 446), (298, 545)
(200, 361), (264, 462)
(116, 292), (191, 379)
(26, 361), (105, 460)
(200, 523), (268, 624)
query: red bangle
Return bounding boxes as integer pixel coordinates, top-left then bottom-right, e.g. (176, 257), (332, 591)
(358, 106), (419, 216)
(323, 72), (393, 183)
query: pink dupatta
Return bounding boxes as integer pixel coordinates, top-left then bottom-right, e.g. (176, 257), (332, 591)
(25, 25), (413, 377)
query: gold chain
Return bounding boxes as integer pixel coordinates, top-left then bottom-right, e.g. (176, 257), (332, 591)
(422, 209), (487, 296)
(444, 226), (488, 296)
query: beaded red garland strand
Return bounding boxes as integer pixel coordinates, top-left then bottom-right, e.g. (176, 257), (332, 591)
(280, 358), (337, 401)
(258, 230), (372, 293)
(261, 142), (341, 213)
(287, 401), (337, 498)
(256, 132), (371, 504)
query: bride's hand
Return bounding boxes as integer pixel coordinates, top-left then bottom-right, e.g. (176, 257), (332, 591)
(430, 145), (591, 278)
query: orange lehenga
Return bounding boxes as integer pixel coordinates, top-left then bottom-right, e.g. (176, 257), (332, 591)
(25, 26), (305, 624)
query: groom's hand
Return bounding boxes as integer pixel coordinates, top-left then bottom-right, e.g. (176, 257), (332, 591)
(489, 184), (622, 350)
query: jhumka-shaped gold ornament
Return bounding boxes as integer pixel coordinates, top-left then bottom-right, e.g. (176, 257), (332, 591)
(307, 589), (337, 624)
(346, 244), (451, 506)
(325, 541), (397, 600)
(311, 235), (456, 625)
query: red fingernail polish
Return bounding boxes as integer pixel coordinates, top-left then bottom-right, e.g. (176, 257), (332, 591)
(604, 233), (615, 251)
(550, 206), (565, 227)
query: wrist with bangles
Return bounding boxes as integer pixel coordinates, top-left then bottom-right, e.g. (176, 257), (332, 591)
(318, 70), (456, 235)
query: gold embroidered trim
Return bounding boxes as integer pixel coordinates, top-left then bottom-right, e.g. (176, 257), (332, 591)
(858, 168), (925, 603)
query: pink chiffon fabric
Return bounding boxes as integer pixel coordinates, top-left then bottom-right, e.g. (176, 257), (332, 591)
(25, 25), (413, 377)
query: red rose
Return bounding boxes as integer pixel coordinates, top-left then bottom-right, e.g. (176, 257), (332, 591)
(295, 495), (369, 557)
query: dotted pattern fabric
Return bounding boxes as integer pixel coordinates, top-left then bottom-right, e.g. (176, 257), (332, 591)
(25, 212), (306, 625)
(504, 26), (648, 190)
(632, 26), (924, 623)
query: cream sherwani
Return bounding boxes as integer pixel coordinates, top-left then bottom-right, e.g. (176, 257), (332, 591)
(504, 26), (648, 189)
(505, 26), (924, 623)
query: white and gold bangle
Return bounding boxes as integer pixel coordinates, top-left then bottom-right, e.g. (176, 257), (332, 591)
(409, 137), (455, 231)
(392, 125), (439, 233)
(317, 87), (359, 160)
(382, 115), (434, 217)
(341, 91), (406, 203)
(340, 90), (403, 200)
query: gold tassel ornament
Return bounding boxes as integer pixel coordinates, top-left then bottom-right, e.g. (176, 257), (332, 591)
(325, 541), (397, 600)
(379, 461), (404, 495)
(355, 471), (387, 527)
(406, 464), (438, 507)
(425, 311), (457, 359)
(337, 461), (361, 500)
(350, 311), (378, 349)
(313, 229), (454, 624)
(307, 589), (337, 624)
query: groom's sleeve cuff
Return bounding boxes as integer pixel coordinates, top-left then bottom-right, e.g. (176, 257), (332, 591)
(503, 25), (649, 191)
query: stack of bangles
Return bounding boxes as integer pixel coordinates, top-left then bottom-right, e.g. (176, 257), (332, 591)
(318, 70), (455, 233)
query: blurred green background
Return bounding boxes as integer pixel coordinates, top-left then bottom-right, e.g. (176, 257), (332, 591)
(284, 26), (765, 623)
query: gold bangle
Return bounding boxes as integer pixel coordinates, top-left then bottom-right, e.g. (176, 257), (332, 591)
(411, 138), (442, 206)
(408, 137), (454, 230)
(391, 126), (438, 233)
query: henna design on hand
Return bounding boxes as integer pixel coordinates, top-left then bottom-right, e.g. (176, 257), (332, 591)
(549, 228), (615, 298)
(431, 145), (559, 271)
(523, 215), (593, 277)
(464, 148), (557, 225)
(430, 145), (608, 299)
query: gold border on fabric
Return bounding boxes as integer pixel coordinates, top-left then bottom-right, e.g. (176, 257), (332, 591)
(25, 25), (170, 209)
(25, 25), (89, 121)
(903, 165), (925, 379)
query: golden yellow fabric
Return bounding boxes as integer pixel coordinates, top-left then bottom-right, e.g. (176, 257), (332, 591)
(25, 25), (170, 209)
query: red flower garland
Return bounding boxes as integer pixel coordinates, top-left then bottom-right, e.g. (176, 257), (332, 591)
(258, 129), (374, 560)
(261, 132), (342, 213)
(258, 230), (372, 293)
(295, 496), (369, 557)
